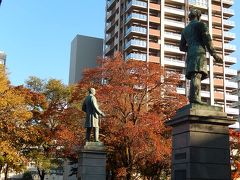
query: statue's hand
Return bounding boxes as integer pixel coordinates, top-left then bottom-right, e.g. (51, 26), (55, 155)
(213, 54), (223, 63)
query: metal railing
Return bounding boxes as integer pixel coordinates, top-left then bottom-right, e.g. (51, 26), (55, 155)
(127, 0), (147, 10)
(126, 13), (147, 23)
(125, 26), (147, 36)
(125, 39), (147, 49)
(164, 57), (185, 67)
(126, 53), (147, 61)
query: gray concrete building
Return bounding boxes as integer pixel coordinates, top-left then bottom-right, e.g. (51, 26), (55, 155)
(69, 35), (103, 84)
(0, 51), (6, 65)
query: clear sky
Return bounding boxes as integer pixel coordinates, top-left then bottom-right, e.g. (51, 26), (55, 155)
(0, 1), (106, 85)
(0, 1), (239, 86)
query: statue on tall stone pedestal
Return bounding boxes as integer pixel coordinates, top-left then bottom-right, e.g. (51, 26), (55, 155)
(179, 8), (223, 104)
(166, 8), (235, 180)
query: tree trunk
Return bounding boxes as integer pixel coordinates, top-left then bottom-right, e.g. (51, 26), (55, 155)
(126, 172), (132, 180)
(37, 168), (45, 180)
(0, 165), (2, 178)
(4, 164), (9, 180)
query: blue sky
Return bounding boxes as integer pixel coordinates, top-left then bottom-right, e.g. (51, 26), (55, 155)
(0, 1), (106, 85)
(0, 1), (239, 85)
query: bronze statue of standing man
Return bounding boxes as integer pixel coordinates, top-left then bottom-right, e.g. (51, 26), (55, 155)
(179, 8), (223, 104)
(82, 88), (105, 142)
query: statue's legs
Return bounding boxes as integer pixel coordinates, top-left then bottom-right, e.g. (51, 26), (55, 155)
(86, 127), (92, 142)
(189, 73), (202, 103)
(93, 127), (99, 142)
(86, 127), (99, 142)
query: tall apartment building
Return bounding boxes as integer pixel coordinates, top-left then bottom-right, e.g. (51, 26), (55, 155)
(69, 35), (103, 84)
(232, 70), (240, 122)
(0, 51), (6, 65)
(104, 0), (238, 118)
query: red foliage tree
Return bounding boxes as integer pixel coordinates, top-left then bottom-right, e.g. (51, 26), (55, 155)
(230, 129), (240, 180)
(72, 53), (188, 179)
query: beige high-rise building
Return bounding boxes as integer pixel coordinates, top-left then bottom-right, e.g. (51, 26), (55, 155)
(104, 0), (238, 118)
(232, 70), (240, 122)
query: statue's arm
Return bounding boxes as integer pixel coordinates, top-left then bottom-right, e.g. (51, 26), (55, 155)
(179, 32), (188, 52)
(201, 22), (216, 55)
(82, 99), (86, 112)
(201, 23), (222, 62)
(92, 96), (104, 116)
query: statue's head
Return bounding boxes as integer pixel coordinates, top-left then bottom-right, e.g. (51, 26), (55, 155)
(88, 88), (96, 95)
(189, 8), (201, 21)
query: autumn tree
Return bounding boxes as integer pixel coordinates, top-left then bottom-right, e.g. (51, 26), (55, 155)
(72, 53), (187, 179)
(230, 129), (240, 179)
(0, 65), (46, 179)
(24, 76), (83, 180)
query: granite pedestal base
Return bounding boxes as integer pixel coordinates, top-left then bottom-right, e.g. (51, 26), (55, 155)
(77, 142), (106, 180)
(166, 104), (235, 180)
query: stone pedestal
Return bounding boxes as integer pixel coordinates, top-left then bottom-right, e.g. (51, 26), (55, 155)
(166, 104), (235, 180)
(77, 142), (106, 180)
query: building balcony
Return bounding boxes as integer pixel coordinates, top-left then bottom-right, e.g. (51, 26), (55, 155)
(180, 74), (185, 80)
(126, 0), (147, 11)
(107, 0), (115, 9)
(225, 68), (237, 76)
(125, 39), (147, 49)
(226, 94), (238, 102)
(226, 107), (239, 115)
(224, 43), (237, 51)
(165, 6), (184, 16)
(165, 19), (185, 28)
(225, 80), (238, 88)
(126, 13), (147, 24)
(189, 0), (208, 8)
(224, 31), (236, 39)
(165, 32), (181, 40)
(126, 53), (147, 61)
(105, 45), (112, 54)
(201, 90), (210, 98)
(166, 0), (184, 3)
(176, 87), (185, 94)
(201, 14), (208, 21)
(232, 101), (240, 108)
(223, 19), (235, 27)
(164, 57), (185, 67)
(106, 22), (112, 31)
(164, 44), (185, 54)
(125, 26), (147, 37)
(223, 0), (234, 6)
(224, 56), (237, 64)
(105, 34), (113, 43)
(106, 11), (112, 20)
(223, 8), (235, 16)
(202, 78), (210, 84)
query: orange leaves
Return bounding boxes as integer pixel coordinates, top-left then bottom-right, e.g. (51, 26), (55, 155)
(230, 129), (240, 179)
